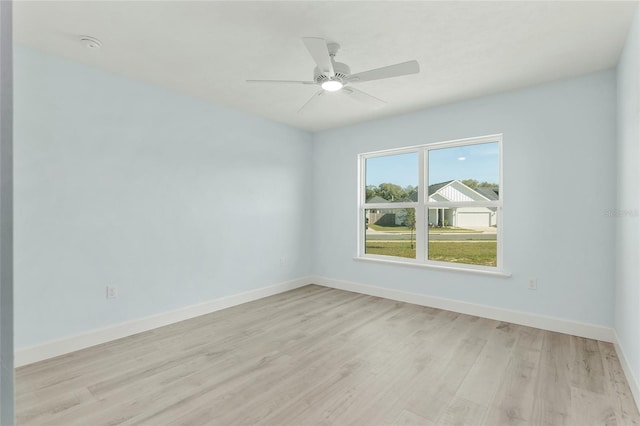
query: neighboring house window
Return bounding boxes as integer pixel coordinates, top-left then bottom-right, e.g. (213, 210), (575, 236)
(358, 135), (502, 272)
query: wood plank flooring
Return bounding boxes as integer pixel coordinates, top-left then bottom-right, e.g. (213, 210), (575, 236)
(15, 285), (640, 425)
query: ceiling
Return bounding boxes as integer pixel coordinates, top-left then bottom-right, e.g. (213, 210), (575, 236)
(14, 1), (638, 132)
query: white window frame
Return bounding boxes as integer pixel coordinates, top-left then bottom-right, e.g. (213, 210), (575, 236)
(357, 134), (505, 275)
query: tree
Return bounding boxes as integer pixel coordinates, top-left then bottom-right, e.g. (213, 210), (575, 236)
(377, 183), (406, 201)
(365, 183), (420, 202)
(404, 185), (418, 201)
(404, 208), (416, 249)
(461, 179), (498, 189)
(365, 185), (379, 201)
(461, 179), (480, 189)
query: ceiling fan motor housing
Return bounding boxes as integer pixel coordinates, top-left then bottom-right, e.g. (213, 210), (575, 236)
(314, 62), (351, 85)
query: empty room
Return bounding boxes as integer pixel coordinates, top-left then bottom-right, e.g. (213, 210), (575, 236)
(0, 0), (639, 424)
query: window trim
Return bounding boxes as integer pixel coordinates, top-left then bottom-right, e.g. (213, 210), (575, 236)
(357, 134), (504, 274)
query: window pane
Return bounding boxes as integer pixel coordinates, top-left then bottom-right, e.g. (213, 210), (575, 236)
(365, 208), (416, 259)
(365, 152), (418, 203)
(428, 142), (499, 201)
(427, 208), (497, 267)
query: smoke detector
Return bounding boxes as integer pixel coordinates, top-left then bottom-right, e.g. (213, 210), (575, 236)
(80, 36), (102, 49)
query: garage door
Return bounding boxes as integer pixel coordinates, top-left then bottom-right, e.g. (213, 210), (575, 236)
(457, 212), (491, 227)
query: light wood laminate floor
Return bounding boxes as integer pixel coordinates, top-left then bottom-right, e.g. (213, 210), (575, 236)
(16, 285), (640, 425)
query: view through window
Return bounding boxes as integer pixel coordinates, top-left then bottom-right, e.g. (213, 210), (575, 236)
(360, 136), (502, 271)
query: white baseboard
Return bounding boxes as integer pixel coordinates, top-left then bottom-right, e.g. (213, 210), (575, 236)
(613, 331), (640, 412)
(311, 276), (615, 343)
(16, 274), (620, 374)
(15, 276), (311, 367)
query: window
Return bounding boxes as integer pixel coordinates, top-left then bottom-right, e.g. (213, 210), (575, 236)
(358, 135), (503, 273)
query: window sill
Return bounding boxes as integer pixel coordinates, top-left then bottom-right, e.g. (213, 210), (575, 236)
(353, 256), (512, 278)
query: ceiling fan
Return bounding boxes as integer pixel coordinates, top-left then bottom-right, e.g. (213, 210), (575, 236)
(247, 37), (420, 112)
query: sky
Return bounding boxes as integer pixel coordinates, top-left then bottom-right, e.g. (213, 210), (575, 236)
(365, 142), (499, 188)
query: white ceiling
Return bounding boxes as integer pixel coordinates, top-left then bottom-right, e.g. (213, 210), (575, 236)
(14, 1), (639, 132)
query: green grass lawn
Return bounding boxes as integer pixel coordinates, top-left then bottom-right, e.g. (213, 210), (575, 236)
(365, 240), (496, 266)
(368, 224), (480, 234)
(366, 241), (417, 259)
(428, 241), (497, 266)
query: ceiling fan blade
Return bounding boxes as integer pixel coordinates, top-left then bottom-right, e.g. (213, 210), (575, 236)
(342, 87), (386, 109)
(246, 79), (316, 85)
(348, 60), (419, 83)
(298, 90), (325, 113)
(302, 37), (335, 77)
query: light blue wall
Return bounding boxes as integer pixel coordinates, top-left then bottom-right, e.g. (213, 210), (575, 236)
(14, 47), (313, 349)
(616, 6), (640, 396)
(312, 70), (617, 327)
(13, 43), (624, 351)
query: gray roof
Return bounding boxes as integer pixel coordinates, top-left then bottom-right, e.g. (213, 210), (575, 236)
(475, 186), (499, 200)
(366, 195), (389, 203)
(428, 180), (454, 196)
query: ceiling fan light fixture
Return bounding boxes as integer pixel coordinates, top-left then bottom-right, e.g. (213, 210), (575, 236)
(321, 80), (343, 92)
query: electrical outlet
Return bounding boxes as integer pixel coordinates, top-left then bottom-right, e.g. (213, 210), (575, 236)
(527, 278), (538, 291)
(280, 256), (288, 267)
(106, 286), (118, 299)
